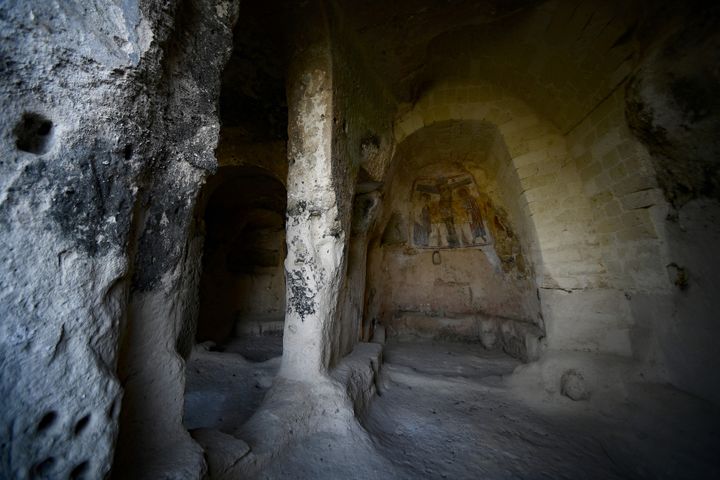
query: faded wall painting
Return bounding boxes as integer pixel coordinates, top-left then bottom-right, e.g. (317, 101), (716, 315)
(411, 173), (491, 249)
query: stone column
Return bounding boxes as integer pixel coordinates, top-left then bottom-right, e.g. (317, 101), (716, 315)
(280, 3), (347, 381)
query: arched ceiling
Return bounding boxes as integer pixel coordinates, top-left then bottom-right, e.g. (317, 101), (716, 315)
(394, 120), (498, 171)
(337, 0), (670, 133)
(220, 0), (685, 143)
(333, 0), (539, 99)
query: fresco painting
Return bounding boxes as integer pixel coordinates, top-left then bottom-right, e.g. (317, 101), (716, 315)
(411, 174), (491, 249)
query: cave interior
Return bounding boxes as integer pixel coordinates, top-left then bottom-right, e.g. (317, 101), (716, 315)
(1, 0), (720, 479)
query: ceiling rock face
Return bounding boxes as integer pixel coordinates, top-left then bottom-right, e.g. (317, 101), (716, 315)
(626, 6), (720, 205)
(1, 0), (720, 479)
(340, 0), (644, 132)
(335, 0), (541, 100)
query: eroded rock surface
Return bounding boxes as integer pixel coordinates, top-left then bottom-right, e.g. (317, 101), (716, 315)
(0, 0), (238, 478)
(626, 6), (720, 206)
(2, 1), (720, 478)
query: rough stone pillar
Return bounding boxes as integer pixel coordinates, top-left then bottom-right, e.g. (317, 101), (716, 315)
(112, 1), (239, 478)
(112, 169), (209, 479)
(280, 3), (348, 381)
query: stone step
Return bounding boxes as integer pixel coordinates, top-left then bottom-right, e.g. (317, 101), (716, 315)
(234, 315), (285, 336)
(386, 311), (545, 362)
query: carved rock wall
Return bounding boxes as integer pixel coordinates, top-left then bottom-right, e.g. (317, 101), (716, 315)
(0, 0), (238, 478)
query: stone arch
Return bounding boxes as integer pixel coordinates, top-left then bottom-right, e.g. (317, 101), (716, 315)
(397, 81), (601, 288)
(194, 165), (287, 347)
(390, 80), (632, 355)
(366, 118), (546, 359)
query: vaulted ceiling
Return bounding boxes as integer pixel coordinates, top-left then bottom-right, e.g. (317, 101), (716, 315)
(219, 0), (685, 142)
(336, 0), (678, 132)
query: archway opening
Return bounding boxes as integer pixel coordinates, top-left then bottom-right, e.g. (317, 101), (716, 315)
(197, 165), (286, 357)
(183, 166), (286, 432)
(181, 0), (290, 437)
(365, 120), (544, 362)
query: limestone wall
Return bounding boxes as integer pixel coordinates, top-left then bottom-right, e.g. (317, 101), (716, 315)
(0, 0), (239, 478)
(622, 11), (720, 404)
(567, 88), (668, 293)
(566, 74), (720, 404)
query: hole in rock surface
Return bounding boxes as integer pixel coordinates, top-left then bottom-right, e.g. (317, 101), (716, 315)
(14, 112), (54, 154)
(69, 460), (89, 479)
(32, 457), (55, 476)
(74, 414), (91, 436)
(122, 144), (133, 160)
(36, 411), (57, 432)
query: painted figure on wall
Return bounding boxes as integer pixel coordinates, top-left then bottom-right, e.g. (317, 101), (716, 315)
(437, 178), (459, 247)
(413, 193), (431, 246)
(411, 173), (491, 249)
(457, 187), (487, 244)
(429, 194), (449, 247)
(413, 192), (449, 247)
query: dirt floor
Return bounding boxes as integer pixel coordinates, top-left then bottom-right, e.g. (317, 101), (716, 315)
(184, 336), (282, 433)
(184, 340), (720, 480)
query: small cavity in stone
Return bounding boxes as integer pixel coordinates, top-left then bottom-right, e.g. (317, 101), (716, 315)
(33, 457), (55, 475)
(14, 112), (54, 155)
(69, 460), (89, 479)
(561, 369), (591, 401)
(37, 411), (58, 432)
(74, 414), (91, 436)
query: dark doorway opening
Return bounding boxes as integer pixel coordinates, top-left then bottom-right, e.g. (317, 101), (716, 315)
(184, 166), (286, 433)
(195, 166), (286, 360)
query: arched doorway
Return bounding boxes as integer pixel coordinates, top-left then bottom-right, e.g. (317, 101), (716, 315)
(184, 165), (286, 432)
(196, 166), (286, 357)
(365, 120), (545, 361)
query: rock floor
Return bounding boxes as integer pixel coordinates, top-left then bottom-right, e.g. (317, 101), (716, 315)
(185, 340), (720, 479)
(184, 336), (282, 433)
